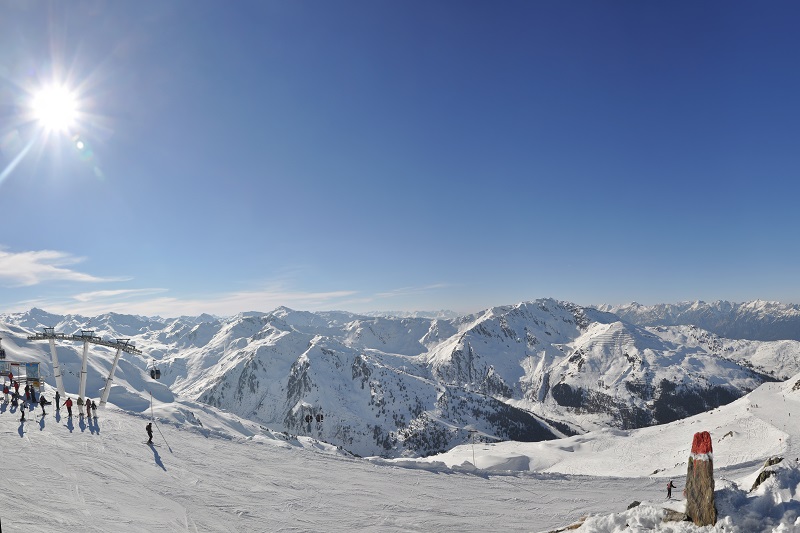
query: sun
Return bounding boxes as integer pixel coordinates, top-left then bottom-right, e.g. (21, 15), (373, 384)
(30, 85), (79, 132)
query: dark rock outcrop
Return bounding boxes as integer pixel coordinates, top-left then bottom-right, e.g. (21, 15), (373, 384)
(750, 456), (784, 492)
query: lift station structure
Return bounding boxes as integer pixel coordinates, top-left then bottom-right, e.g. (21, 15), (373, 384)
(27, 327), (143, 408)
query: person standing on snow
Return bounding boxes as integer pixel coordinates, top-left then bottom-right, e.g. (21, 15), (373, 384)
(667, 480), (677, 499)
(3, 383), (8, 403)
(65, 397), (73, 417)
(19, 400), (25, 422)
(39, 394), (47, 416)
(91, 400), (97, 418)
(146, 422), (153, 444)
(55, 390), (60, 411)
(86, 399), (92, 418)
(77, 396), (84, 417)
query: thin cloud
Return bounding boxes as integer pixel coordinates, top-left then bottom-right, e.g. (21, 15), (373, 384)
(50, 283), (450, 317)
(38, 285), (360, 317)
(72, 288), (168, 302)
(375, 283), (450, 299)
(0, 248), (127, 287)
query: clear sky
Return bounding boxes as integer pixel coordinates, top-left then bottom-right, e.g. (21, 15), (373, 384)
(1, 0), (799, 318)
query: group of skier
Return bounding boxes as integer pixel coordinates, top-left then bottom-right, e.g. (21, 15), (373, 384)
(4, 371), (157, 447)
(2, 378), (38, 406)
(3, 370), (97, 422)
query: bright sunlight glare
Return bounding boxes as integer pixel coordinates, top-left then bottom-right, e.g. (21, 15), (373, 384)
(31, 85), (78, 132)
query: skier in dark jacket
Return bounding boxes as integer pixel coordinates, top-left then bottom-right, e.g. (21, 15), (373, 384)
(55, 390), (60, 411)
(146, 422), (153, 444)
(667, 480), (677, 499)
(39, 394), (47, 416)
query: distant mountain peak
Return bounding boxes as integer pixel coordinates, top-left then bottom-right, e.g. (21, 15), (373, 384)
(601, 300), (800, 341)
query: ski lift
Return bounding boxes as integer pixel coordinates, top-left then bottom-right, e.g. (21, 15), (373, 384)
(148, 360), (161, 380)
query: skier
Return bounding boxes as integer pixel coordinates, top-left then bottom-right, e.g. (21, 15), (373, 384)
(91, 400), (97, 419)
(3, 383), (8, 403)
(667, 480), (677, 499)
(13, 380), (19, 395)
(7, 370), (12, 383)
(24, 383), (30, 403)
(86, 398), (92, 418)
(19, 400), (25, 422)
(146, 422), (153, 444)
(30, 384), (36, 404)
(55, 390), (60, 411)
(65, 397), (73, 417)
(77, 396), (84, 418)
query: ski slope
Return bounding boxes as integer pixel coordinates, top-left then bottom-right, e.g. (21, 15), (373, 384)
(0, 386), (651, 532)
(2, 376), (800, 532)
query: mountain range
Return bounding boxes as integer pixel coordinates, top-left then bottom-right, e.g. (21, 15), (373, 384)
(1, 298), (798, 458)
(599, 300), (800, 341)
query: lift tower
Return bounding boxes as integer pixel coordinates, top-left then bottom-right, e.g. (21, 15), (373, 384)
(27, 328), (142, 406)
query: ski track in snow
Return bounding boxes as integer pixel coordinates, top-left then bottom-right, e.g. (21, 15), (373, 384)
(0, 399), (661, 532)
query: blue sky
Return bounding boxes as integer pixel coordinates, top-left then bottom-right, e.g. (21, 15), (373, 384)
(1, 1), (798, 317)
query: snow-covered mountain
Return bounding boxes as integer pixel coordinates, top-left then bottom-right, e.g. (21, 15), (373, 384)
(599, 300), (800, 341)
(3, 298), (799, 459)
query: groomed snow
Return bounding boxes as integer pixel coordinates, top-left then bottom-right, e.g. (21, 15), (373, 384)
(0, 384), (653, 532)
(2, 375), (800, 531)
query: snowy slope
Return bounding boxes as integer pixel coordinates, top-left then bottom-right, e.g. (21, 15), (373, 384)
(3, 374), (800, 531)
(389, 374), (800, 531)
